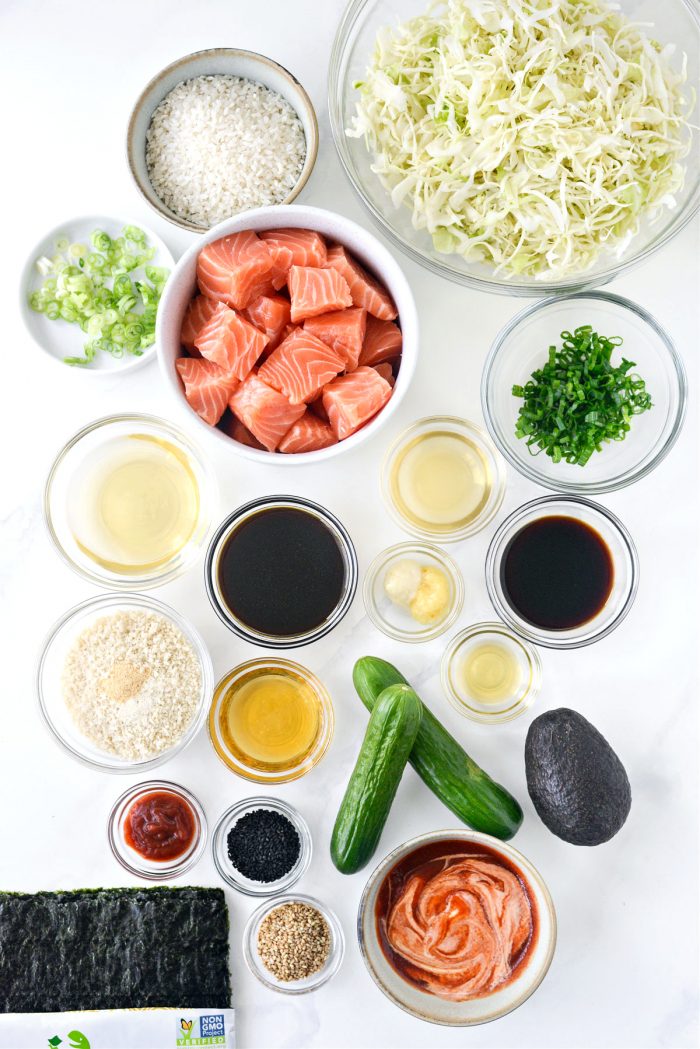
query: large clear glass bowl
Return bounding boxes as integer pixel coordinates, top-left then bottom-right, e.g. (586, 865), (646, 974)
(329, 0), (700, 296)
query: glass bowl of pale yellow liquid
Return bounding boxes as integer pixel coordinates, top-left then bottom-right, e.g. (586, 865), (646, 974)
(381, 417), (506, 542)
(208, 658), (334, 784)
(44, 413), (217, 589)
(441, 622), (542, 724)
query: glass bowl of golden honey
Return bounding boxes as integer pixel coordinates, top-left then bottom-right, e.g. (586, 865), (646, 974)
(208, 658), (334, 784)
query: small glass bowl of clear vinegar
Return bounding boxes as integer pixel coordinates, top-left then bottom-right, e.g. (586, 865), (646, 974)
(441, 622), (542, 724)
(381, 417), (506, 542)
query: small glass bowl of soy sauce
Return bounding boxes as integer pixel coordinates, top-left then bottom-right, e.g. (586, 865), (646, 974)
(485, 495), (639, 649)
(204, 495), (358, 648)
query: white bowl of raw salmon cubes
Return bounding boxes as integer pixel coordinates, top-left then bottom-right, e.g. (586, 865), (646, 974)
(156, 204), (417, 461)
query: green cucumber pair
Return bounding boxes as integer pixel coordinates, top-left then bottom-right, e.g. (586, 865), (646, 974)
(331, 658), (523, 875)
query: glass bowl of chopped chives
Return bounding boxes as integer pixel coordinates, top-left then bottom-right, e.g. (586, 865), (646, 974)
(36, 592), (213, 774)
(481, 292), (687, 494)
(20, 215), (174, 372)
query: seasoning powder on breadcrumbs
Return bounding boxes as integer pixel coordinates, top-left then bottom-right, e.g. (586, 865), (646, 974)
(61, 610), (200, 760)
(257, 902), (331, 982)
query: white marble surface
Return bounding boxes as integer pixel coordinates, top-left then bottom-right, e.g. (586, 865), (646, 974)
(2, 2), (699, 1047)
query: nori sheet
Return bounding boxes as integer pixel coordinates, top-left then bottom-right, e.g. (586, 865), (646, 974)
(0, 887), (231, 1013)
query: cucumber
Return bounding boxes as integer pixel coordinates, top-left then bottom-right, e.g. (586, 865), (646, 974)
(331, 684), (422, 874)
(352, 656), (523, 840)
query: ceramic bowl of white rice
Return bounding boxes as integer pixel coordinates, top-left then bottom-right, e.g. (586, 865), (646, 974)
(127, 48), (319, 232)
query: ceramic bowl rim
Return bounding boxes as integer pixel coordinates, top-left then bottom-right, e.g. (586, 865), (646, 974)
(126, 47), (319, 232)
(19, 213), (174, 374)
(357, 829), (557, 1026)
(155, 203), (418, 465)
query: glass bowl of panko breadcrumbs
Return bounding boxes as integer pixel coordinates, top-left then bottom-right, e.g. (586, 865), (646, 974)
(37, 592), (213, 773)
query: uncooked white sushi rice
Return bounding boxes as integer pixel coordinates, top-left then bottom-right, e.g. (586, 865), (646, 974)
(146, 74), (307, 227)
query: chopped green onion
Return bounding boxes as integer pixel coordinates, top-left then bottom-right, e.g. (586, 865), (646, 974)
(28, 227), (169, 367)
(512, 326), (653, 467)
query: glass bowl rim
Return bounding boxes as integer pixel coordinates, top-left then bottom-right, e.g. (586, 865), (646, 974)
(207, 656), (335, 784)
(362, 540), (465, 642)
(204, 494), (359, 647)
(381, 415), (506, 542)
(243, 892), (345, 994)
(480, 290), (688, 494)
(36, 591), (214, 773)
(328, 0), (700, 296)
(356, 828), (557, 1026)
(107, 778), (208, 880)
(211, 795), (312, 896)
(484, 494), (640, 649)
(43, 411), (217, 590)
(440, 620), (543, 724)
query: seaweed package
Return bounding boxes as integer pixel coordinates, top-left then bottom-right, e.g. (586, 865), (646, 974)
(0, 887), (231, 1013)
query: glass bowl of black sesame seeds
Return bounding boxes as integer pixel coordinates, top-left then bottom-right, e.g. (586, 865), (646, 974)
(243, 893), (345, 994)
(212, 797), (311, 896)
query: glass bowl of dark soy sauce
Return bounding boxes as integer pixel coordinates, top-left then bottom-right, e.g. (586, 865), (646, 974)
(205, 496), (358, 648)
(486, 496), (639, 649)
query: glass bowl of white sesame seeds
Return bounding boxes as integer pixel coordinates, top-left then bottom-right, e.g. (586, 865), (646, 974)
(243, 894), (345, 995)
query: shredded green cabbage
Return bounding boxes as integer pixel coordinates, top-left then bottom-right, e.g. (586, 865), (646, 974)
(347, 0), (693, 279)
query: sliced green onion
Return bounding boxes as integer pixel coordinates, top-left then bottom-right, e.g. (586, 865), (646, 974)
(512, 326), (653, 467)
(29, 227), (169, 367)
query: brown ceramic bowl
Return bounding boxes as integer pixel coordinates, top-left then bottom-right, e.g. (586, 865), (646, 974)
(127, 48), (319, 232)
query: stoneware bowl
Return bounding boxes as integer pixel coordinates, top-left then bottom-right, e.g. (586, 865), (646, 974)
(358, 830), (557, 1026)
(156, 203), (418, 464)
(127, 48), (319, 232)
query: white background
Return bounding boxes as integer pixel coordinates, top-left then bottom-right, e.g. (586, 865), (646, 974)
(1, 2), (698, 1047)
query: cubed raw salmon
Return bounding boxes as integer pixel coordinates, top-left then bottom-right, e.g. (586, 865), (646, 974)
(304, 307), (367, 370)
(180, 295), (220, 352)
(322, 366), (393, 440)
(288, 266), (353, 323)
(258, 327), (345, 404)
(197, 231), (277, 310)
(176, 356), (239, 427)
(259, 229), (328, 287)
(372, 362), (396, 387)
(359, 315), (403, 367)
(195, 303), (268, 381)
(246, 294), (292, 353)
(326, 245), (397, 320)
(228, 373), (306, 452)
(278, 412), (338, 454)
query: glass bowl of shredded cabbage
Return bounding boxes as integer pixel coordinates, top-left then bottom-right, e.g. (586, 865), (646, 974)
(329, 0), (699, 294)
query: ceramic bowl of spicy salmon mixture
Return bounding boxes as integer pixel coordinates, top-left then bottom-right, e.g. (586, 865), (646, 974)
(156, 204), (418, 463)
(358, 830), (556, 1026)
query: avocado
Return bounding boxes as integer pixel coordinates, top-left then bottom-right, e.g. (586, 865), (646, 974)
(525, 708), (631, 846)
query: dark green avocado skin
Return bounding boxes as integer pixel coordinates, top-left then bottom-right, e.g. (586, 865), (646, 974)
(525, 708), (631, 846)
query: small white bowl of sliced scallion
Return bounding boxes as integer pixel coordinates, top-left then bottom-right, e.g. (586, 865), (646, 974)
(20, 215), (174, 373)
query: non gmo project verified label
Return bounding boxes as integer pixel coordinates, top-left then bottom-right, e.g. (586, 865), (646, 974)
(176, 1013), (226, 1046)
